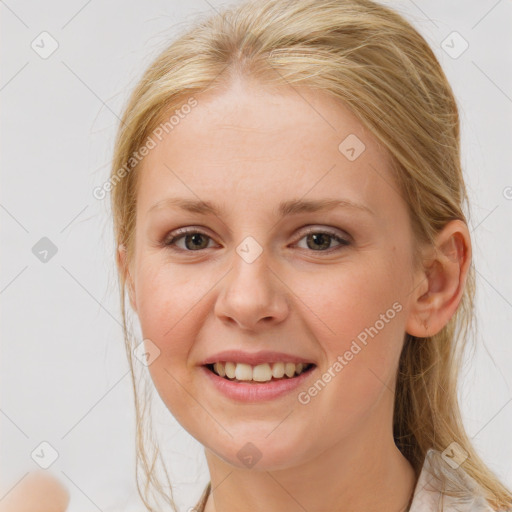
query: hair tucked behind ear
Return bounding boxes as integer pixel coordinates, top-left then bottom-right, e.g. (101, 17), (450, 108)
(110, 0), (512, 510)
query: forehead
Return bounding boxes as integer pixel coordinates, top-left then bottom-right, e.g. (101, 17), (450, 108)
(136, 79), (401, 219)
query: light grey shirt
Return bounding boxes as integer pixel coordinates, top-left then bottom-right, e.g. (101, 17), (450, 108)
(409, 448), (496, 511)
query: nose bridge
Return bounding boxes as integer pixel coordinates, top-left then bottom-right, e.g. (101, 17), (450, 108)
(228, 234), (274, 302)
(215, 234), (289, 329)
(233, 235), (270, 291)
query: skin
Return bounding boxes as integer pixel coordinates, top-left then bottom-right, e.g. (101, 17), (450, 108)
(118, 76), (471, 512)
(0, 472), (69, 512)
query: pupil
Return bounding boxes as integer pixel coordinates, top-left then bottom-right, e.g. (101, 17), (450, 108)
(186, 233), (208, 250)
(308, 233), (330, 250)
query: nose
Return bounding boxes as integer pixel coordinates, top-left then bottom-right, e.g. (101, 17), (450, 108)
(214, 248), (289, 331)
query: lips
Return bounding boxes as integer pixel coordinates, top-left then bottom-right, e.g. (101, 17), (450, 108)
(198, 349), (316, 367)
(200, 362), (317, 401)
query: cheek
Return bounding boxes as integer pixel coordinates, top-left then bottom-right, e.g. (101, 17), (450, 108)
(306, 254), (405, 344)
(133, 263), (216, 429)
(299, 251), (408, 402)
(134, 262), (209, 364)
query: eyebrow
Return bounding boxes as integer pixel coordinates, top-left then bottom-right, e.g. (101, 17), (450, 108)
(148, 197), (374, 217)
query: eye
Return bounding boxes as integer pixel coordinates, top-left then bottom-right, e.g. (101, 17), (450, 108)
(162, 228), (216, 251)
(162, 226), (351, 253)
(294, 227), (351, 252)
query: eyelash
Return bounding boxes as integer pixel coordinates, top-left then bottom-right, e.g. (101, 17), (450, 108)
(162, 226), (351, 254)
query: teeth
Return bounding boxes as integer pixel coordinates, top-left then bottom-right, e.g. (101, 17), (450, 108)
(224, 362), (236, 379)
(209, 361), (310, 382)
(213, 362), (225, 377)
(285, 362), (296, 378)
(235, 363), (253, 381)
(272, 362), (285, 378)
(252, 363), (272, 382)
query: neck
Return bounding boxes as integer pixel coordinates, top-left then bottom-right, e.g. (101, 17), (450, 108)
(203, 431), (417, 512)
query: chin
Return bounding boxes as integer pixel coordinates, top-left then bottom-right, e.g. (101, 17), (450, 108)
(206, 433), (313, 472)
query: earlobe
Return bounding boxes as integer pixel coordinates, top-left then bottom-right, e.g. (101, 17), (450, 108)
(117, 244), (137, 312)
(405, 220), (471, 338)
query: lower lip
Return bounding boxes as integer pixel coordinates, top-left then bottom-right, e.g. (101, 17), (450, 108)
(200, 365), (316, 402)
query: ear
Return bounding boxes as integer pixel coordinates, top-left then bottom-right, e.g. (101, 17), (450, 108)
(405, 219), (472, 338)
(117, 243), (137, 312)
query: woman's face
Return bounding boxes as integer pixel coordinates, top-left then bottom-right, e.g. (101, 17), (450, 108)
(124, 78), (423, 470)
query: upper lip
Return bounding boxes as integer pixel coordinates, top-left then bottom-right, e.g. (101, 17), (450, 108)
(199, 350), (316, 366)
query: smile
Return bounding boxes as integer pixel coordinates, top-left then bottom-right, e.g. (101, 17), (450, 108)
(206, 361), (315, 383)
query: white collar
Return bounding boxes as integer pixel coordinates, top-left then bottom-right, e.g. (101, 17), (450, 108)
(409, 448), (495, 512)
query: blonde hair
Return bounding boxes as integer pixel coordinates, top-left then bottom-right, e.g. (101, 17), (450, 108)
(110, 0), (512, 510)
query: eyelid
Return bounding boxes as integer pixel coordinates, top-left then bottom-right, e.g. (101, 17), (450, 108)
(296, 225), (351, 243)
(162, 226), (218, 248)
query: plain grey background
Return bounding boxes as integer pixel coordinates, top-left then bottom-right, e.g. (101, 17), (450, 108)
(1, 1), (511, 511)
